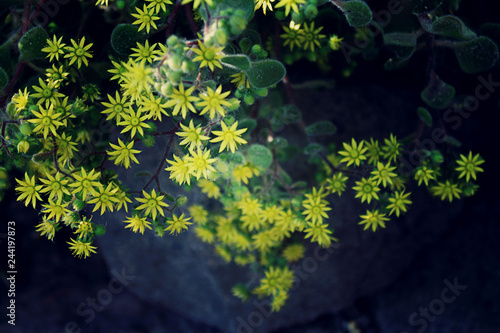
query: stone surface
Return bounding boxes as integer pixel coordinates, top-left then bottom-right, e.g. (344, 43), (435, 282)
(95, 83), (463, 333)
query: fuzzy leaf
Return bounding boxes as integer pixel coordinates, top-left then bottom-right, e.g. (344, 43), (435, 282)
(383, 32), (417, 59)
(221, 55), (251, 70)
(0, 67), (8, 90)
(270, 104), (301, 131)
(333, 0), (373, 27)
(246, 144), (273, 169)
(219, 0), (255, 20)
(305, 121), (337, 136)
(238, 118), (257, 133)
(245, 60), (286, 88)
(417, 107), (433, 127)
(431, 15), (476, 41)
(445, 136), (462, 147)
(304, 143), (325, 155)
(18, 27), (49, 61)
(421, 76), (455, 109)
(111, 24), (146, 55)
(454, 36), (499, 74)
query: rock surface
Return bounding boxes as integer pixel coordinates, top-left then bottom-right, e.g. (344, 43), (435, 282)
(96, 84), (462, 333)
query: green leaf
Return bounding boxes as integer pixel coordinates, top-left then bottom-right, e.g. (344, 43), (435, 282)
(219, 0), (255, 20)
(421, 76), (455, 109)
(245, 59), (286, 89)
(304, 143), (325, 155)
(444, 0), (461, 10)
(417, 107), (433, 127)
(111, 24), (146, 55)
(221, 55), (251, 70)
(246, 144), (273, 169)
(239, 38), (252, 54)
(333, 0), (373, 27)
(0, 67), (8, 90)
(431, 15), (476, 41)
(445, 136), (462, 147)
(454, 36), (499, 74)
(383, 32), (417, 59)
(18, 27), (49, 61)
(238, 118), (257, 133)
(384, 57), (410, 71)
(270, 104), (301, 131)
(305, 121), (337, 136)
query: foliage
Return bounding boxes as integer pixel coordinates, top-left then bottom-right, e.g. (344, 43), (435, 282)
(0, 0), (492, 312)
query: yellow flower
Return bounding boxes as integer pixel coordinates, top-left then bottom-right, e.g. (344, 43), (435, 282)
(197, 178), (221, 198)
(338, 138), (367, 166)
(69, 168), (102, 199)
(124, 214), (152, 234)
(87, 183), (120, 215)
(281, 21), (302, 51)
(414, 165), (435, 186)
(121, 60), (154, 100)
(131, 4), (160, 34)
(42, 198), (71, 223)
(329, 34), (344, 51)
(255, 0), (275, 15)
(146, 0), (173, 13)
(299, 22), (326, 52)
(35, 216), (58, 241)
(107, 138), (141, 169)
(41, 35), (66, 62)
(353, 177), (380, 204)
(387, 191), (412, 217)
(64, 37), (93, 68)
(15, 173), (43, 209)
(359, 210), (389, 232)
(176, 120), (209, 150)
(101, 91), (131, 123)
(136, 189), (169, 221)
(254, 266), (294, 296)
(232, 165), (253, 184)
(186, 148), (217, 180)
(67, 238), (97, 258)
(302, 197), (331, 224)
(210, 121), (248, 153)
(118, 108), (151, 138)
(430, 180), (462, 202)
(130, 40), (159, 64)
(274, 0), (306, 17)
(31, 77), (64, 107)
(181, 0), (214, 10)
(139, 92), (169, 121)
(165, 154), (193, 185)
(28, 104), (64, 139)
(371, 161), (397, 188)
(303, 220), (336, 247)
(282, 243), (305, 263)
(39, 171), (71, 201)
(11, 88), (30, 114)
(196, 85), (231, 119)
(455, 151), (484, 182)
(165, 83), (199, 119)
(165, 213), (193, 235)
(192, 40), (224, 71)
(326, 172), (348, 196)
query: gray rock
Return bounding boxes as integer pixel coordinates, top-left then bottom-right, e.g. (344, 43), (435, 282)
(96, 84), (462, 333)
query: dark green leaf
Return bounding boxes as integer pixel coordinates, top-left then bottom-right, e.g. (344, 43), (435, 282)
(383, 32), (417, 58)
(270, 104), (301, 131)
(245, 59), (286, 88)
(445, 136), (462, 147)
(18, 27), (49, 61)
(431, 15), (476, 41)
(304, 143), (325, 155)
(219, 0), (254, 20)
(333, 0), (373, 27)
(221, 55), (251, 70)
(454, 36), (499, 73)
(417, 107), (433, 127)
(305, 121), (337, 136)
(421, 76), (455, 109)
(0, 67), (7, 90)
(238, 118), (257, 132)
(246, 144), (273, 169)
(111, 24), (146, 55)
(239, 38), (252, 54)
(384, 57), (410, 71)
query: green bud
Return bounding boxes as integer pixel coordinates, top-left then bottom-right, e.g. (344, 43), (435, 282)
(65, 212), (80, 228)
(181, 60), (195, 73)
(146, 122), (156, 133)
(94, 225), (106, 236)
(223, 115), (235, 126)
(17, 140), (30, 153)
(234, 89), (243, 99)
(155, 225), (166, 237)
(73, 198), (86, 211)
(215, 159), (230, 175)
(143, 135), (155, 147)
(243, 93), (255, 105)
(6, 102), (17, 117)
(29, 104), (39, 112)
(175, 195), (188, 207)
(116, 0), (125, 9)
(168, 54), (182, 70)
(215, 28), (229, 46)
(291, 12), (304, 25)
(19, 123), (32, 136)
(431, 150), (444, 164)
(230, 15), (247, 35)
(161, 83), (173, 96)
(167, 35), (179, 48)
(167, 70), (182, 85)
(304, 4), (318, 20)
(228, 98), (241, 111)
(251, 45), (262, 54)
(275, 10), (286, 20)
(253, 88), (268, 97)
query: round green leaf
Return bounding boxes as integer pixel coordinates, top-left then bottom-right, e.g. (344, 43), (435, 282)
(421, 76), (455, 109)
(221, 55), (251, 70)
(245, 60), (286, 89)
(417, 107), (433, 127)
(333, 0), (373, 27)
(304, 143), (325, 155)
(305, 121), (337, 136)
(238, 118), (257, 132)
(111, 24), (146, 55)
(18, 27), (49, 61)
(219, 0), (255, 20)
(383, 32), (417, 59)
(246, 144), (273, 169)
(454, 36), (499, 74)
(0, 67), (8, 90)
(431, 15), (476, 41)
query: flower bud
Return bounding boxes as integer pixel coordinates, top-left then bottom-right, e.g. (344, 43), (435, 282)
(17, 140), (30, 153)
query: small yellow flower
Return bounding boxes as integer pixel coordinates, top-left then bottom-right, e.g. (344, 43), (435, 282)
(39, 171), (71, 201)
(359, 209), (389, 232)
(136, 189), (169, 221)
(255, 0), (275, 15)
(64, 37), (93, 69)
(146, 0), (173, 13)
(124, 214), (152, 234)
(118, 108), (151, 138)
(186, 148), (217, 180)
(165, 213), (192, 235)
(165, 154), (193, 185)
(165, 83), (199, 119)
(108, 139), (141, 169)
(131, 5), (160, 34)
(35, 216), (58, 241)
(210, 121), (248, 153)
(11, 88), (30, 114)
(329, 34), (343, 51)
(455, 151), (484, 182)
(192, 40), (224, 72)
(274, 0), (306, 17)
(15, 172), (43, 208)
(299, 22), (326, 52)
(196, 85), (232, 119)
(130, 40), (158, 64)
(88, 183), (120, 215)
(352, 177), (380, 204)
(101, 91), (131, 123)
(338, 138), (367, 167)
(176, 120), (210, 150)
(41, 35), (66, 62)
(67, 238), (97, 258)
(42, 198), (72, 223)
(28, 104), (64, 139)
